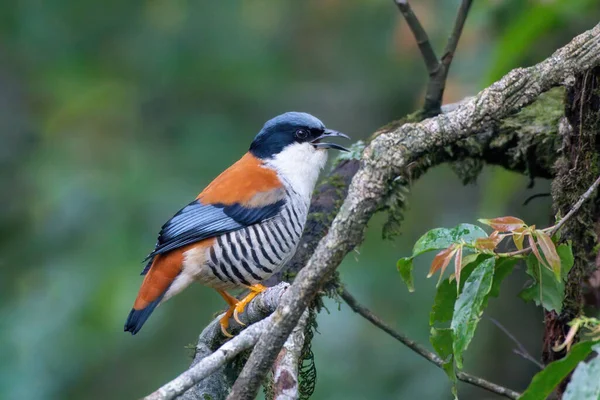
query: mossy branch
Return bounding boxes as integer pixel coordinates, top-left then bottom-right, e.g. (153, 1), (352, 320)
(231, 23), (600, 400)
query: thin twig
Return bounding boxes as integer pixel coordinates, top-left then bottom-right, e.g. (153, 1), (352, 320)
(552, 174), (600, 235)
(487, 317), (544, 370)
(523, 193), (551, 206)
(423, 0), (473, 115)
(393, 0), (440, 76)
(339, 288), (521, 400)
(441, 0), (473, 67)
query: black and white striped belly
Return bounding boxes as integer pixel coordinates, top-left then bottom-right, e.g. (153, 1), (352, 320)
(205, 199), (306, 287)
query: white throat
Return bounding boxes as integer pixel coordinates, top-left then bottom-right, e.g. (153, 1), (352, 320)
(266, 142), (328, 200)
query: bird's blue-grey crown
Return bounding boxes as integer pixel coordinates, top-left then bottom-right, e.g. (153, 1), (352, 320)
(249, 112), (350, 159)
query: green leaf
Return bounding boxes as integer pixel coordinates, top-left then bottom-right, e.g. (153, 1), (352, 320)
(451, 257), (495, 369)
(443, 358), (458, 400)
(430, 279), (457, 326)
(489, 258), (518, 299)
(564, 344), (600, 400)
(412, 224), (487, 257)
(397, 257), (415, 292)
(460, 253), (479, 269)
(431, 328), (458, 399)
(430, 255), (490, 327)
(430, 327), (454, 360)
(520, 244), (574, 313)
(557, 242), (574, 279)
(520, 341), (600, 400)
(457, 255), (486, 292)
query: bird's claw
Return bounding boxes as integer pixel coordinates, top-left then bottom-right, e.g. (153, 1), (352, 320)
(219, 309), (234, 338)
(216, 284), (267, 338)
(233, 307), (246, 326)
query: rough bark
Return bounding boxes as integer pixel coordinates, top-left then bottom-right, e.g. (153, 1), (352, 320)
(229, 24), (600, 400)
(546, 66), (600, 397)
(270, 312), (308, 400)
(146, 284), (289, 400)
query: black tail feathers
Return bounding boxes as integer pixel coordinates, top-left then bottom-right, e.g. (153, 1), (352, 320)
(124, 294), (164, 335)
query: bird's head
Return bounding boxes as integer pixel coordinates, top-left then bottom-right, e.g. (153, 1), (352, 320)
(249, 112), (350, 197)
(249, 112), (350, 160)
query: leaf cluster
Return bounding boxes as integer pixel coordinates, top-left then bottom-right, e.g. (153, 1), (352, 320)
(395, 216), (595, 398)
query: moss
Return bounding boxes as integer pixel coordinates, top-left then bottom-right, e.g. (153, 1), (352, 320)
(307, 174), (349, 228)
(307, 211), (329, 225)
(501, 87), (565, 136)
(449, 158), (484, 185)
(327, 174), (350, 206)
(298, 305), (319, 400)
(544, 68), (600, 370)
(282, 270), (297, 282)
(333, 141), (365, 167)
(369, 110), (424, 142)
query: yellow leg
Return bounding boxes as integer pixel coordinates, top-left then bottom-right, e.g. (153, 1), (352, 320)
(233, 284), (267, 325)
(217, 290), (238, 338)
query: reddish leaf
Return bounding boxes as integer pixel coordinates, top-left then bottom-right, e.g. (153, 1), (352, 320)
(474, 231), (503, 250)
(536, 230), (561, 281)
(528, 234), (548, 270)
(428, 245), (457, 279)
(479, 216), (526, 232)
(454, 245), (464, 288)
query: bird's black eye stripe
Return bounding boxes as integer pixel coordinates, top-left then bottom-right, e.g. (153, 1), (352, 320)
(295, 129), (309, 140)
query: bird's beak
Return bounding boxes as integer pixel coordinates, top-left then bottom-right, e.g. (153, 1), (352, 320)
(311, 129), (351, 152)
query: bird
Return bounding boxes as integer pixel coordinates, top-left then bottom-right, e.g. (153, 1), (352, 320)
(124, 112), (350, 336)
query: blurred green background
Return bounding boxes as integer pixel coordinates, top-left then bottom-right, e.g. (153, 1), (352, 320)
(1, 1), (599, 399)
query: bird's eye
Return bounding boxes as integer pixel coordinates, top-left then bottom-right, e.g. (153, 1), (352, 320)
(295, 129), (309, 140)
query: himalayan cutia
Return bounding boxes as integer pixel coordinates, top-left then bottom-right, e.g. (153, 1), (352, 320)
(125, 112), (349, 336)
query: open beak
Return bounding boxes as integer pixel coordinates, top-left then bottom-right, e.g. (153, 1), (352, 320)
(311, 129), (351, 152)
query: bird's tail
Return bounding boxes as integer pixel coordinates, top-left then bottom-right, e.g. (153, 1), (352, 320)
(124, 293), (165, 334)
(124, 249), (185, 335)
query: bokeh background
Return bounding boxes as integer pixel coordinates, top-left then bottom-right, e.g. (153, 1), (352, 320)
(1, 1), (599, 399)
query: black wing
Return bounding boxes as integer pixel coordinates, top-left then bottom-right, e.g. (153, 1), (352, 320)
(141, 199), (284, 274)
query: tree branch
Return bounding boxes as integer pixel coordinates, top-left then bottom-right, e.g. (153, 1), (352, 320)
(146, 317), (270, 400)
(421, 0), (473, 115)
(340, 288), (521, 400)
(393, 0), (440, 76)
(273, 87), (563, 285)
(229, 24), (600, 400)
(393, 0), (473, 116)
(145, 283), (289, 400)
(423, 0), (473, 115)
(441, 0), (473, 67)
(271, 311), (309, 400)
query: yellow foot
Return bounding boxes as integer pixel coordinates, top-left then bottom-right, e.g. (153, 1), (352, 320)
(233, 284), (267, 325)
(219, 306), (235, 338)
(217, 290), (238, 338)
